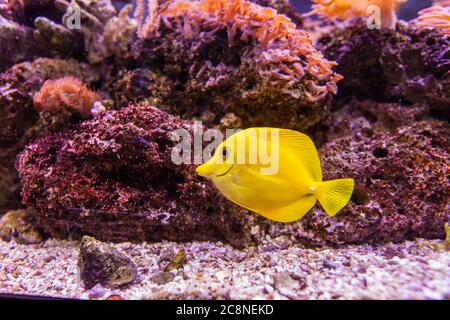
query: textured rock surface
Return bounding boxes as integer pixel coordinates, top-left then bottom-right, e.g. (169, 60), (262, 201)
(313, 98), (431, 145)
(17, 104), (259, 247)
(0, 209), (43, 244)
(0, 16), (36, 71)
(0, 58), (98, 212)
(318, 20), (450, 120)
(271, 120), (450, 246)
(78, 236), (137, 289)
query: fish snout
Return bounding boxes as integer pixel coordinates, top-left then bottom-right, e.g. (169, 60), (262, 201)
(196, 163), (212, 177)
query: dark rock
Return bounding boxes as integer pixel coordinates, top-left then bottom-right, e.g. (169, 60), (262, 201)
(0, 58), (99, 212)
(78, 236), (138, 289)
(318, 20), (450, 120)
(17, 104), (260, 247)
(326, 99), (429, 140)
(0, 16), (36, 71)
(33, 16), (84, 57)
(282, 120), (450, 245)
(150, 271), (175, 285)
(0, 209), (43, 244)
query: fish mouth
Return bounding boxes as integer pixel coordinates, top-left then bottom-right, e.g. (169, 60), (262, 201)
(215, 165), (234, 177)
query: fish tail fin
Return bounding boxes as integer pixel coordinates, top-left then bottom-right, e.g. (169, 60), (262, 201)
(316, 178), (354, 217)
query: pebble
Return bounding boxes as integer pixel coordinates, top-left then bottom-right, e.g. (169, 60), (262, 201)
(1, 238), (450, 300)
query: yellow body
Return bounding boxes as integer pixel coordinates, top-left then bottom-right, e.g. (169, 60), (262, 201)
(196, 128), (355, 223)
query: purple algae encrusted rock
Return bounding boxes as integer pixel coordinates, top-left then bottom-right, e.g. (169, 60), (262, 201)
(17, 104), (259, 247)
(269, 120), (450, 246)
(0, 0), (85, 71)
(119, 0), (341, 131)
(0, 58), (99, 212)
(317, 20), (450, 120)
(0, 15), (36, 71)
(315, 98), (430, 145)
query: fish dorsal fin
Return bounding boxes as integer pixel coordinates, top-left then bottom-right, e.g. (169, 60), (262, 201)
(238, 128), (322, 182)
(260, 195), (317, 223)
(269, 128), (322, 182)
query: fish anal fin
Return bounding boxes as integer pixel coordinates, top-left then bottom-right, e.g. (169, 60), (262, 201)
(261, 194), (317, 223)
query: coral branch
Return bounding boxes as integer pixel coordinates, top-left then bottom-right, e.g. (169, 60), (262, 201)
(33, 76), (101, 117)
(413, 5), (450, 35)
(309, 0), (406, 30)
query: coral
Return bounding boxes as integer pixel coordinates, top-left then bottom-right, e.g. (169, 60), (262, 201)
(127, 0), (341, 131)
(272, 120), (450, 246)
(33, 16), (84, 57)
(0, 58), (98, 212)
(413, 5), (450, 35)
(17, 104), (260, 247)
(0, 1), (85, 70)
(33, 76), (101, 117)
(434, 0), (450, 7)
(317, 20), (450, 119)
(78, 236), (138, 289)
(251, 0), (302, 26)
(308, 0), (406, 29)
(60, 0), (137, 63)
(0, 15), (35, 71)
(0, 209), (43, 244)
(0, 0), (61, 24)
(111, 68), (173, 108)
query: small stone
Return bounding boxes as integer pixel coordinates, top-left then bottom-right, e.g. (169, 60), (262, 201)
(164, 249), (186, 272)
(88, 284), (108, 300)
(0, 210), (43, 244)
(90, 101), (107, 118)
(273, 272), (303, 299)
(150, 271), (175, 285)
(78, 236), (138, 290)
(323, 259), (338, 270)
(44, 255), (56, 263)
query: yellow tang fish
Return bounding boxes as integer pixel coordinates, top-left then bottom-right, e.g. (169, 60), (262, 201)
(196, 128), (354, 222)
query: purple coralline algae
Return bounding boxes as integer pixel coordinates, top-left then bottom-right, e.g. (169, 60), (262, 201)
(17, 104), (260, 247)
(0, 58), (98, 212)
(272, 120), (450, 246)
(318, 20), (450, 119)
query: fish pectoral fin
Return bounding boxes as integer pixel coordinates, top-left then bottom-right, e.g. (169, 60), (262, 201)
(260, 195), (317, 223)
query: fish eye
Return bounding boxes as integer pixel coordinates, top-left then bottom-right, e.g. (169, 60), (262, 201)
(221, 147), (230, 160)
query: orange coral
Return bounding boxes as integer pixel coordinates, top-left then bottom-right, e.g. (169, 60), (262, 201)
(413, 5), (450, 35)
(433, 0), (450, 6)
(309, 0), (406, 29)
(33, 77), (101, 117)
(138, 0), (342, 102)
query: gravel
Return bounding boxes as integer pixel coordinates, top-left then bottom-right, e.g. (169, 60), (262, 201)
(0, 236), (449, 300)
